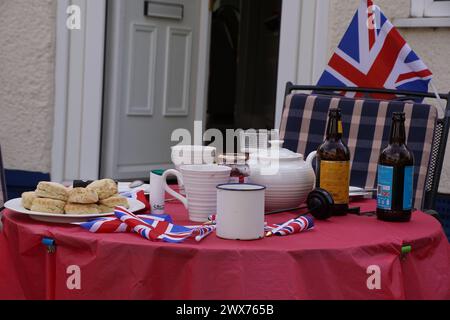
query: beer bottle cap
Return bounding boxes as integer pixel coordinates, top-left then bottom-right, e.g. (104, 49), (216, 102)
(329, 108), (342, 116)
(392, 112), (406, 121)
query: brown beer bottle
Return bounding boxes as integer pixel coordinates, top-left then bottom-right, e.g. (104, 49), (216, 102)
(317, 108), (351, 216)
(377, 112), (414, 222)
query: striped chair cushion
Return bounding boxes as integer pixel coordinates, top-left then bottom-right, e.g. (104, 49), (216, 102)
(280, 93), (438, 209)
(0, 146), (5, 207)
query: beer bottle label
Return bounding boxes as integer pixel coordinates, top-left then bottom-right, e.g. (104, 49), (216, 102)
(403, 166), (414, 210)
(377, 165), (414, 211)
(377, 165), (394, 210)
(319, 161), (350, 205)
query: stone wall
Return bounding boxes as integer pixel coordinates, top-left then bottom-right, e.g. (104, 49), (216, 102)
(0, 0), (57, 173)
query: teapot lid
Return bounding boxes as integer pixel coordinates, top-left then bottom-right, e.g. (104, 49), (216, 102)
(250, 140), (303, 160)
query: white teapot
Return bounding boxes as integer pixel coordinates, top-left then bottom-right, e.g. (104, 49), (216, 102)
(247, 140), (316, 212)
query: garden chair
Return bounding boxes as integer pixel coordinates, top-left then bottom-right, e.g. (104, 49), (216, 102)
(280, 83), (450, 222)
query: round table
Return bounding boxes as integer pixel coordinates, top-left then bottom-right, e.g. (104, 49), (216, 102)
(1, 199), (449, 300)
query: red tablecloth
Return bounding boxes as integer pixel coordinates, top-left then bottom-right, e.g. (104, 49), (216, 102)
(1, 199), (449, 300)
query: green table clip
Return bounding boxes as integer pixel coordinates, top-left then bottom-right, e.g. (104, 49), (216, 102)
(401, 245), (412, 260)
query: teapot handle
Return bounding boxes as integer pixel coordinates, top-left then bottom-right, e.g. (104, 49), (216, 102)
(306, 151), (317, 168)
(306, 151), (318, 189)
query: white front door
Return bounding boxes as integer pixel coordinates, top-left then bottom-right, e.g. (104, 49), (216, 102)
(102, 0), (205, 180)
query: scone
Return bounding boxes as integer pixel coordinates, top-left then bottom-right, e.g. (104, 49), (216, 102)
(68, 188), (99, 204)
(22, 192), (37, 210)
(99, 195), (130, 209)
(98, 204), (114, 214)
(31, 198), (66, 214)
(65, 203), (99, 215)
(87, 179), (118, 200)
(35, 182), (69, 201)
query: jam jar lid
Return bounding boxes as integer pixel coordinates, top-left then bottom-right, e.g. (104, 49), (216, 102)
(218, 153), (247, 165)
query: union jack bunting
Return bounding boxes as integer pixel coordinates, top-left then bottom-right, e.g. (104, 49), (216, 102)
(114, 207), (216, 243)
(265, 215), (315, 237)
(317, 0), (432, 97)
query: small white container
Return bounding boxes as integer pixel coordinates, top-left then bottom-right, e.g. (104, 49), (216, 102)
(150, 170), (165, 215)
(216, 184), (266, 241)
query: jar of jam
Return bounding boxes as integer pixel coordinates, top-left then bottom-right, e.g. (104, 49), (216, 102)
(218, 154), (250, 184)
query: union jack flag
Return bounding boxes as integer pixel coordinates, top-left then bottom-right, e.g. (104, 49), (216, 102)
(76, 208), (215, 243)
(75, 214), (172, 234)
(317, 0), (432, 98)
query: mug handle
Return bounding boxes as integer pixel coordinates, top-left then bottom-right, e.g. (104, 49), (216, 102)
(162, 169), (188, 209)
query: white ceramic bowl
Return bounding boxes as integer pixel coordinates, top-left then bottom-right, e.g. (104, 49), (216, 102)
(171, 145), (216, 169)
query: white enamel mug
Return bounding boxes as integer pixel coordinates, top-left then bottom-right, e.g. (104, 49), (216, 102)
(216, 184), (266, 241)
(162, 165), (232, 222)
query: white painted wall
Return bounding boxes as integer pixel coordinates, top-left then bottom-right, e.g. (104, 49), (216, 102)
(0, 0), (57, 173)
(275, 0), (330, 128)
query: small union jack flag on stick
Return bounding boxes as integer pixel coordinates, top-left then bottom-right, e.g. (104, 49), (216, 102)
(265, 215), (315, 238)
(114, 207), (215, 243)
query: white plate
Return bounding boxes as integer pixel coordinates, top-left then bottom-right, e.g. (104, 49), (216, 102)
(349, 186), (372, 198)
(3, 198), (145, 224)
(118, 182), (151, 195)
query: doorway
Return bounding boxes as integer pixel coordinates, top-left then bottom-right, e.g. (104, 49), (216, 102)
(206, 0), (283, 135)
(100, 0), (282, 180)
(101, 0), (206, 180)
